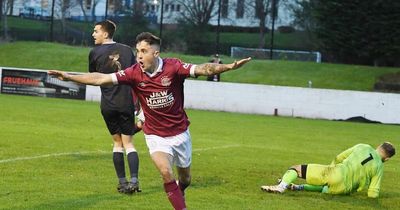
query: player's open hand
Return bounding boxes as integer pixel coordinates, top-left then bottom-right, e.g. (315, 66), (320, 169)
(48, 70), (69, 81)
(229, 57), (251, 70)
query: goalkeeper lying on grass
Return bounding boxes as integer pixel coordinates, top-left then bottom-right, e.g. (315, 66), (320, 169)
(261, 142), (395, 198)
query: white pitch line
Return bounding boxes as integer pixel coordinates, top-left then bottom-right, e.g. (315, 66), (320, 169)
(193, 144), (241, 152)
(0, 150), (109, 164)
(0, 145), (242, 164)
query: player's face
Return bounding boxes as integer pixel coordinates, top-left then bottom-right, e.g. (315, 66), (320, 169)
(135, 41), (159, 73)
(92, 25), (107, 45)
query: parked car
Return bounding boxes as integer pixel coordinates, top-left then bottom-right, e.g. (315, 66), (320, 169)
(19, 7), (50, 20)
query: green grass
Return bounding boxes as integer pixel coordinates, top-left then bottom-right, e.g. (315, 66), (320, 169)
(0, 94), (399, 209)
(1, 16), (91, 32)
(209, 31), (314, 50)
(0, 41), (89, 72)
(1, 41), (400, 91)
(2, 16), (50, 30)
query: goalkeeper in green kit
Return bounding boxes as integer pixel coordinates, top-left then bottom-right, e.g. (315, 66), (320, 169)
(261, 142), (395, 198)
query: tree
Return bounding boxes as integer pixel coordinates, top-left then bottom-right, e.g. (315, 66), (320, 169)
(292, 0), (400, 66)
(289, 0), (319, 50)
(77, 0), (89, 22)
(7, 0), (13, 15)
(91, 0), (101, 21)
(59, 0), (72, 35)
(117, 0), (151, 45)
(244, 0), (285, 49)
(254, 0), (271, 48)
(1, 0), (10, 40)
(52, 0), (80, 43)
(110, 0), (123, 16)
(173, 0), (218, 54)
(177, 0), (217, 29)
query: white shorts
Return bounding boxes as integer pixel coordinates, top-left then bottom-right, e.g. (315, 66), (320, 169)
(144, 129), (192, 168)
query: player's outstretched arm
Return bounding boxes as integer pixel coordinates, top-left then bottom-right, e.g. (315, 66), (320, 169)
(48, 70), (113, 86)
(194, 57), (251, 77)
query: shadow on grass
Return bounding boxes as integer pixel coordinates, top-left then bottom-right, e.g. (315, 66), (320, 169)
(190, 176), (226, 189)
(16, 185), (165, 210)
(320, 193), (394, 209)
(16, 194), (119, 210)
(278, 191), (396, 209)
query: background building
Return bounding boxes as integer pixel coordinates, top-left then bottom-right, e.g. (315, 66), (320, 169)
(9, 0), (296, 28)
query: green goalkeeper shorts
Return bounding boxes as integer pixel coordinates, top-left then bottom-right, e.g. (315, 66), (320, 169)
(306, 164), (348, 194)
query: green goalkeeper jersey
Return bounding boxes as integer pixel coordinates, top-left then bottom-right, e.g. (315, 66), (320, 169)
(331, 144), (384, 198)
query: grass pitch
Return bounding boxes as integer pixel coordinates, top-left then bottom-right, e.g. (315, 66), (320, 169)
(1, 41), (400, 91)
(0, 94), (399, 210)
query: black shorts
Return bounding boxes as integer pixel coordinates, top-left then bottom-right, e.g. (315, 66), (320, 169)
(101, 109), (135, 135)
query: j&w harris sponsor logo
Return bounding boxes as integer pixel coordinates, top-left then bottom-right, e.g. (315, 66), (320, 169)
(146, 90), (174, 109)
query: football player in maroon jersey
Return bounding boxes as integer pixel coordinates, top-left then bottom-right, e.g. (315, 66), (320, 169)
(49, 32), (251, 210)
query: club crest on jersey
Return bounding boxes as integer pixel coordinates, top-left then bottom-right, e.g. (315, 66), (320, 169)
(161, 76), (171, 86)
(138, 82), (146, 87)
(117, 70), (126, 77)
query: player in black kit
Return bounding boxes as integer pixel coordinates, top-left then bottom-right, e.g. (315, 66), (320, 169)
(89, 20), (140, 194)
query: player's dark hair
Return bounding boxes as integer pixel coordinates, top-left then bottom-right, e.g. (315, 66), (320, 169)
(135, 32), (161, 47)
(95, 20), (116, 39)
(381, 142), (395, 157)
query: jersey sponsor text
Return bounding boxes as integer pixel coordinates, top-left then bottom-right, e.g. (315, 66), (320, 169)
(146, 90), (174, 109)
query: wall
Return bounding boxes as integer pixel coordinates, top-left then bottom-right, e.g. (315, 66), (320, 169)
(2, 67), (398, 124)
(85, 85), (101, 102)
(86, 79), (400, 124)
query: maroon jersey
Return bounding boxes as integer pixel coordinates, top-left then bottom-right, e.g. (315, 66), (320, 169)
(112, 58), (196, 137)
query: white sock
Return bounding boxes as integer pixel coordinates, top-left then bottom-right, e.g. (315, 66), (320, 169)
(278, 181), (288, 189)
(113, 147), (124, 153)
(125, 147), (136, 155)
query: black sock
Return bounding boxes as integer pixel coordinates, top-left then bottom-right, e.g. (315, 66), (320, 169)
(113, 152), (126, 183)
(179, 181), (190, 194)
(127, 152), (139, 183)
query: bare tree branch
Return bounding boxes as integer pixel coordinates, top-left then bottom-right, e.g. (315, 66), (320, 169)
(177, 0), (217, 28)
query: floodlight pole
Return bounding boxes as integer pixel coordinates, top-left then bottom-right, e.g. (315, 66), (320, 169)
(215, 0), (222, 55)
(105, 0), (109, 19)
(49, 0), (55, 42)
(269, 0), (276, 60)
(159, 0), (164, 52)
(0, 0), (3, 21)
